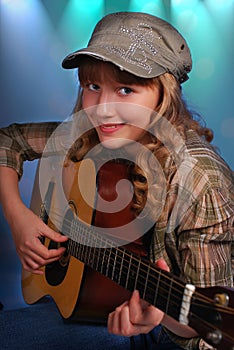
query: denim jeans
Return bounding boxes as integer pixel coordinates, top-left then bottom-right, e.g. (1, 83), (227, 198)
(0, 300), (183, 350)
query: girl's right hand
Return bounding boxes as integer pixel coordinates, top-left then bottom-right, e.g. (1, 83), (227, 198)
(0, 166), (68, 275)
(7, 203), (68, 275)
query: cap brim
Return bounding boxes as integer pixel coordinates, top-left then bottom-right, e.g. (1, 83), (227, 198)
(62, 47), (167, 79)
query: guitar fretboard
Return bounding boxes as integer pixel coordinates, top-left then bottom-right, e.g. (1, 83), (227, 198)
(62, 209), (185, 321)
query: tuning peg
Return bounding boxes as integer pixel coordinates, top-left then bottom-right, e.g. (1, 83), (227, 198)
(214, 293), (229, 306)
(206, 329), (222, 345)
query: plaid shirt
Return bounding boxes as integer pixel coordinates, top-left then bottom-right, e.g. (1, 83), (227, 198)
(0, 122), (233, 349)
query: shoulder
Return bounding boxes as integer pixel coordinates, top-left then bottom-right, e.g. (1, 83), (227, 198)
(164, 130), (234, 229)
(183, 129), (234, 192)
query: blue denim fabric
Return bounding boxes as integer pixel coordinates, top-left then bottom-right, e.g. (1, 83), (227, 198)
(0, 301), (130, 350)
(0, 300), (184, 350)
(131, 326), (184, 350)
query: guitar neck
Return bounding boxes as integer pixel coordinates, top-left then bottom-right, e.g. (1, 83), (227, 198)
(63, 211), (185, 322)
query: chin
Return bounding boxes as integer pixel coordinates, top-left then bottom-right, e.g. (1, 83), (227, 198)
(100, 138), (132, 149)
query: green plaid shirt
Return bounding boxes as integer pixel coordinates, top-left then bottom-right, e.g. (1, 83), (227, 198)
(0, 122), (233, 349)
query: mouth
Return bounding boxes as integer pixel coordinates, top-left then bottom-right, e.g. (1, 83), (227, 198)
(98, 123), (125, 134)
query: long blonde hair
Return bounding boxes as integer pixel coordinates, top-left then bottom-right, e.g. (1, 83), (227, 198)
(68, 58), (213, 219)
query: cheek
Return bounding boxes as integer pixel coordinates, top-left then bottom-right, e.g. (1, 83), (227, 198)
(85, 112), (97, 128)
(129, 112), (152, 129)
(120, 104), (152, 126)
(82, 94), (98, 126)
(82, 91), (96, 110)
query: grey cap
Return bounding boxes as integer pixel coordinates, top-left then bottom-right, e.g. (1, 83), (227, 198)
(62, 12), (192, 84)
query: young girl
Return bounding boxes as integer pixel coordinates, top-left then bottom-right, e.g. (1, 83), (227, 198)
(0, 12), (233, 350)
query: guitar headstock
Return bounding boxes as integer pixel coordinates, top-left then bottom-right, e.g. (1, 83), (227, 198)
(188, 286), (234, 350)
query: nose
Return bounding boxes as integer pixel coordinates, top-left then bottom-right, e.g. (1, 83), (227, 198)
(95, 92), (116, 118)
(95, 102), (116, 119)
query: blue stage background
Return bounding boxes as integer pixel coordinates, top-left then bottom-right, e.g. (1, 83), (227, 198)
(0, 0), (233, 310)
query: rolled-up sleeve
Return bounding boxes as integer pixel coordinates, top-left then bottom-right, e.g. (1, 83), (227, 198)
(0, 122), (60, 178)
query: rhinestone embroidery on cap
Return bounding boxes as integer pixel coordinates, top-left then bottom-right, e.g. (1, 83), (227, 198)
(104, 23), (159, 74)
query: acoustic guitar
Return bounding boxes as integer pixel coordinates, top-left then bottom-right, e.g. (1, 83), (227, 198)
(22, 159), (234, 350)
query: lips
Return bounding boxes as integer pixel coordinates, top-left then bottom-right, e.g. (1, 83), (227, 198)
(99, 123), (125, 134)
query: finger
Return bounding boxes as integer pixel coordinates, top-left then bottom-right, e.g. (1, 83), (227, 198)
(119, 304), (152, 337)
(155, 258), (170, 272)
(20, 238), (66, 266)
(33, 245), (66, 263)
(129, 290), (142, 324)
(21, 246), (66, 273)
(108, 302), (128, 334)
(21, 259), (44, 275)
(23, 234), (66, 259)
(40, 225), (68, 243)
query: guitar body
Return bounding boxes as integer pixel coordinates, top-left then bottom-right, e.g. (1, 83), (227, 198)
(22, 159), (131, 321)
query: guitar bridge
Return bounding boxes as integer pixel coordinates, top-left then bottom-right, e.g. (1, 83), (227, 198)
(179, 283), (196, 325)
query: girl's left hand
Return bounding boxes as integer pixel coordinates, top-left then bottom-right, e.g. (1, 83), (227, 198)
(107, 258), (169, 337)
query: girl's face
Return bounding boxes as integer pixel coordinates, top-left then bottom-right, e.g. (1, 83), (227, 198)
(81, 62), (160, 149)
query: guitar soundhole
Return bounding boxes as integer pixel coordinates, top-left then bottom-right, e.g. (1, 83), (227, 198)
(45, 240), (70, 286)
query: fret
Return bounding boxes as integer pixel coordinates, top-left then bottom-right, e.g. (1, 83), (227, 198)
(125, 254), (132, 289)
(104, 249), (110, 276)
(112, 249), (132, 291)
(71, 241), (79, 261)
(126, 253), (139, 292)
(118, 249), (125, 285)
(70, 240), (76, 258)
(84, 233), (92, 264)
(97, 248), (104, 273)
(70, 240), (76, 257)
(75, 242), (81, 261)
(167, 279), (184, 319)
(96, 247), (102, 272)
(80, 240), (86, 262)
(144, 271), (156, 305)
(142, 264), (150, 299)
(86, 243), (93, 267)
(100, 248), (107, 275)
(105, 248), (112, 278)
(165, 279), (173, 314)
(111, 248), (118, 281)
(67, 239), (73, 257)
(91, 247), (98, 270)
(153, 268), (161, 306)
(133, 259), (141, 291)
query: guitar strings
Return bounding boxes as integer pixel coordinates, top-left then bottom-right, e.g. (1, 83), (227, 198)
(47, 209), (234, 319)
(48, 211), (187, 312)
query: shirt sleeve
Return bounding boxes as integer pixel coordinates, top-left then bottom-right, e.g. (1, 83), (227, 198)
(0, 122), (60, 178)
(178, 187), (234, 288)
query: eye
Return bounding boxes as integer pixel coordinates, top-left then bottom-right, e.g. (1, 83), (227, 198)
(87, 83), (100, 91)
(118, 87), (133, 96)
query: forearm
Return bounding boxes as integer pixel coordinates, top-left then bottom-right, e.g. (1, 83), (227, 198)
(0, 165), (30, 250)
(161, 314), (197, 338)
(0, 166), (25, 222)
